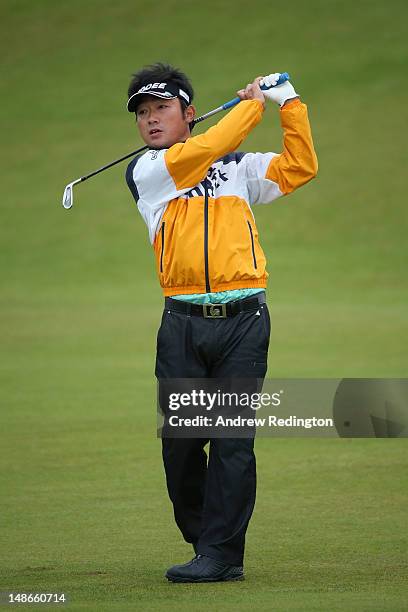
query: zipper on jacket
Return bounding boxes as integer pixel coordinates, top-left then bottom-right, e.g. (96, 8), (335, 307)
(247, 221), (257, 269)
(160, 221), (165, 273)
(204, 182), (211, 292)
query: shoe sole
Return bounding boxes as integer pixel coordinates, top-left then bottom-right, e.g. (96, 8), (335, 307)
(166, 574), (245, 583)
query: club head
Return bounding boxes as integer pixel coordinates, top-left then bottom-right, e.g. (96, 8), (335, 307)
(62, 179), (81, 210)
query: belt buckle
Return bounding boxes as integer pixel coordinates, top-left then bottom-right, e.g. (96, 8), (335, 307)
(203, 303), (227, 319)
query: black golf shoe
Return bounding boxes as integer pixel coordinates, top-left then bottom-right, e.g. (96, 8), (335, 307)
(165, 554), (244, 583)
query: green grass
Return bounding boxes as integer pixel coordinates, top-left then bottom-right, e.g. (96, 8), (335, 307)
(1, 423), (407, 610)
(1, 0), (407, 609)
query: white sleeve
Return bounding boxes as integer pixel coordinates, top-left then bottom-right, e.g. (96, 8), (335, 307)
(238, 152), (283, 205)
(125, 150), (191, 244)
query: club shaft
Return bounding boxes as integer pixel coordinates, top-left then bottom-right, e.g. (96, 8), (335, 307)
(194, 106), (224, 124)
(80, 145), (148, 183)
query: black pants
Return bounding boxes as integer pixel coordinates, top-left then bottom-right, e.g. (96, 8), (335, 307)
(155, 297), (270, 566)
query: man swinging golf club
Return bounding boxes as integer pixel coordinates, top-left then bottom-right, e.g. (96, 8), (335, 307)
(125, 62), (318, 582)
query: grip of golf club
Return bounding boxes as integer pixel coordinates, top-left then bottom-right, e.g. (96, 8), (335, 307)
(222, 72), (290, 110)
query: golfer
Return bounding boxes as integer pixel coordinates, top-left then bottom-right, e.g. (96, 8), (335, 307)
(125, 63), (318, 582)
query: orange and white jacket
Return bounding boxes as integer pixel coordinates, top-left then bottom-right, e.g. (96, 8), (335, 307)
(126, 98), (317, 296)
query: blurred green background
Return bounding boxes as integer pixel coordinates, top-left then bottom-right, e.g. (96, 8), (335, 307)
(1, 0), (407, 610)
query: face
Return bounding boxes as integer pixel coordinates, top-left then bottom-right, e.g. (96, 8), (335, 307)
(135, 96), (195, 149)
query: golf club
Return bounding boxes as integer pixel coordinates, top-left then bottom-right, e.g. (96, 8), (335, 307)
(62, 72), (290, 210)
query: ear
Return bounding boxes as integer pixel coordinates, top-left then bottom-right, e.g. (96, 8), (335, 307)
(184, 104), (196, 126)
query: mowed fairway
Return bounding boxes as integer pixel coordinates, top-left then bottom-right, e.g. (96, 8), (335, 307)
(1, 0), (407, 610)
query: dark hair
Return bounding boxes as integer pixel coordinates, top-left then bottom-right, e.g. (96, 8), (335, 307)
(127, 62), (194, 110)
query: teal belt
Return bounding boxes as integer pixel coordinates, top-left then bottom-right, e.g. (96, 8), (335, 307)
(170, 288), (264, 305)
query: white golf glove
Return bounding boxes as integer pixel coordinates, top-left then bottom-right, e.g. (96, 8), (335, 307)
(260, 73), (298, 107)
